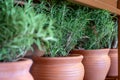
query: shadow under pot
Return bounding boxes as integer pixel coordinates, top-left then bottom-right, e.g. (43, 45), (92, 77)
(0, 58), (33, 80)
(107, 49), (118, 77)
(70, 49), (111, 80)
(31, 54), (84, 80)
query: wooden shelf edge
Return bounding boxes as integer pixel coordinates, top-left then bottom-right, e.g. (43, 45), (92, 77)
(118, 1), (120, 80)
(67, 0), (120, 15)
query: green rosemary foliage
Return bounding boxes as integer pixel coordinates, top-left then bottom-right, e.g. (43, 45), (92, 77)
(83, 9), (115, 49)
(44, 2), (91, 57)
(0, 0), (55, 62)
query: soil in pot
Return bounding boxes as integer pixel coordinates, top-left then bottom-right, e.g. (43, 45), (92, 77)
(107, 49), (118, 77)
(71, 49), (111, 80)
(31, 54), (84, 80)
(0, 58), (33, 80)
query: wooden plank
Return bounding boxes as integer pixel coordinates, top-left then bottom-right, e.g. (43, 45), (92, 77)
(68, 0), (120, 15)
(118, 0), (120, 80)
(100, 0), (117, 7)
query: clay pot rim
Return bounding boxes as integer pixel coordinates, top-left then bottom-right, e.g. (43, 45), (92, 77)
(73, 48), (110, 51)
(0, 58), (33, 64)
(109, 48), (118, 54)
(33, 54), (83, 60)
(110, 48), (118, 51)
(111, 48), (118, 50)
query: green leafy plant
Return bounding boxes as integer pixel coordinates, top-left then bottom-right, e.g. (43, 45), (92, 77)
(41, 1), (91, 57)
(105, 16), (118, 49)
(0, 0), (55, 62)
(77, 9), (115, 49)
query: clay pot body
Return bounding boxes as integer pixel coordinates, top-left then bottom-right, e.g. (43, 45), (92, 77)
(0, 58), (33, 80)
(107, 49), (118, 77)
(31, 54), (84, 80)
(71, 49), (110, 80)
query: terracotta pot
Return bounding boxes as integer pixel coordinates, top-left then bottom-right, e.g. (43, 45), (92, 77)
(0, 58), (34, 80)
(71, 49), (111, 80)
(107, 49), (118, 77)
(31, 54), (84, 80)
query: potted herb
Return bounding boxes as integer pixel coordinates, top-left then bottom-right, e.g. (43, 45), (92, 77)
(71, 9), (115, 80)
(31, 1), (90, 80)
(0, 0), (54, 80)
(107, 17), (118, 77)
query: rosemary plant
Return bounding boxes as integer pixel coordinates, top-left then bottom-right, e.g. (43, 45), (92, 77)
(44, 2), (91, 57)
(82, 9), (115, 49)
(0, 0), (55, 62)
(105, 17), (118, 49)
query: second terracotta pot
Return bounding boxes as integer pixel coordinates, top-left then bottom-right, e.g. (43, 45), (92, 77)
(71, 49), (111, 80)
(31, 54), (84, 80)
(107, 49), (118, 77)
(0, 58), (33, 80)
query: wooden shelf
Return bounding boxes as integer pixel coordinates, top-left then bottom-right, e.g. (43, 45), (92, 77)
(100, 0), (117, 7)
(118, 1), (120, 80)
(68, 0), (120, 15)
